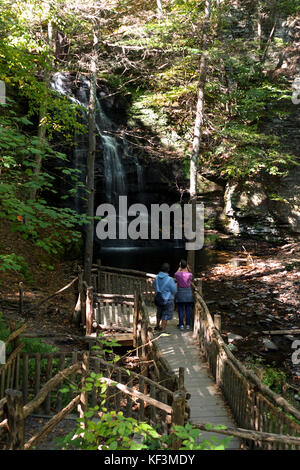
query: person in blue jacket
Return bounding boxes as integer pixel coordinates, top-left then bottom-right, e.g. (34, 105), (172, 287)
(154, 263), (177, 333)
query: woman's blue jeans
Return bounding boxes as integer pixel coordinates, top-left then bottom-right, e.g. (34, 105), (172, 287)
(177, 303), (192, 327)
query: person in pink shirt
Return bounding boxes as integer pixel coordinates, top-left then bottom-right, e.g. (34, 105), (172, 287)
(174, 259), (194, 330)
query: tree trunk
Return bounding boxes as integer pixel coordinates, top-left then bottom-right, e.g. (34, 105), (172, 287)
(84, 27), (99, 285)
(29, 20), (54, 202)
(187, 0), (212, 272)
(189, 0), (211, 198)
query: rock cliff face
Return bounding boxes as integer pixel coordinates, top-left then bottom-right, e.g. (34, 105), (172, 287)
(216, 10), (300, 240)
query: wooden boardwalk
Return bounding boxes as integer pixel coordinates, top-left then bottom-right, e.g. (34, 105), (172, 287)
(149, 311), (241, 449)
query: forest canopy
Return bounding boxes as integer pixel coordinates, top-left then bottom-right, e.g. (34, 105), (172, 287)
(0, 0), (299, 272)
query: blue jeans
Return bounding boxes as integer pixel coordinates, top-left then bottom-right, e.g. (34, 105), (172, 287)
(177, 303), (192, 327)
(157, 300), (174, 321)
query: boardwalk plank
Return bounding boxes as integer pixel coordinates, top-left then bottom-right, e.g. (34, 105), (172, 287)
(152, 314), (241, 450)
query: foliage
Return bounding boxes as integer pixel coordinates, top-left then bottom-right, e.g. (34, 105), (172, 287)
(0, 312), (10, 344)
(0, 0), (299, 277)
(58, 410), (232, 450)
(169, 423), (232, 450)
(109, 0), (299, 182)
(55, 333), (232, 451)
(0, 101), (90, 262)
(0, 312), (57, 359)
(0, 0), (95, 274)
(0, 254), (32, 283)
(247, 357), (287, 394)
(262, 365), (287, 394)
(22, 337), (57, 354)
(59, 410), (160, 450)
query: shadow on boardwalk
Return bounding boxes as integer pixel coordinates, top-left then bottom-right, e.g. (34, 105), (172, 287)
(150, 311), (241, 449)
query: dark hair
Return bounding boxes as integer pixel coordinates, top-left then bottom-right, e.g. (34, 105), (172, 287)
(180, 259), (187, 269)
(161, 262), (170, 273)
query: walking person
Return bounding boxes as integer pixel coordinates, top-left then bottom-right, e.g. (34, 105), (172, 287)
(154, 262), (177, 333)
(174, 259), (194, 331)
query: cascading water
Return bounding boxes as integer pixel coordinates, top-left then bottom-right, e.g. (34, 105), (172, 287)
(101, 134), (127, 203)
(50, 72), (186, 271)
(51, 72), (128, 210)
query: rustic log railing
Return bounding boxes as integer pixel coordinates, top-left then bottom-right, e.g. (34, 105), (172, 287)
(0, 350), (188, 449)
(15, 351), (179, 425)
(11, 263), (297, 450)
(0, 324), (26, 400)
(0, 357), (84, 450)
(191, 280), (300, 450)
(93, 293), (135, 329)
(73, 264), (155, 333)
(91, 263), (155, 302)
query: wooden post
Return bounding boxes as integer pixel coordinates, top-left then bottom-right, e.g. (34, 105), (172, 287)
(133, 291), (138, 348)
(178, 367), (184, 391)
(5, 389), (24, 450)
(10, 320), (18, 353)
(86, 286), (93, 336)
(171, 390), (186, 450)
(73, 293), (81, 327)
(137, 320), (142, 359)
(79, 352), (89, 430)
(194, 278), (202, 296)
(140, 321), (148, 377)
(97, 258), (101, 293)
(214, 314), (221, 332)
(19, 282), (23, 316)
(77, 267), (85, 327)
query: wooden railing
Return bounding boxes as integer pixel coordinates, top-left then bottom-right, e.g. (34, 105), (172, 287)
(192, 280), (300, 450)
(75, 264), (155, 335)
(93, 293), (135, 329)
(0, 350), (188, 449)
(0, 357), (84, 450)
(0, 324), (26, 400)
(91, 263), (155, 303)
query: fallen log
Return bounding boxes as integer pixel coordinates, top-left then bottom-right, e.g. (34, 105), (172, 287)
(190, 420), (300, 446)
(20, 333), (90, 343)
(23, 362), (81, 418)
(262, 329), (300, 336)
(25, 277), (78, 314)
(24, 394), (81, 450)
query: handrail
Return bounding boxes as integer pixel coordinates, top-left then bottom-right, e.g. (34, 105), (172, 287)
(193, 287), (300, 422)
(4, 324), (26, 347)
(23, 362), (82, 418)
(24, 394), (81, 450)
(92, 263), (156, 279)
(1, 349), (178, 449)
(99, 376), (172, 414)
(97, 356), (174, 397)
(190, 420), (300, 446)
(192, 280), (300, 449)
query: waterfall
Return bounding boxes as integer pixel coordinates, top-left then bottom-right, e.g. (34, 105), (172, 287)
(51, 72), (128, 208)
(101, 133), (127, 203)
